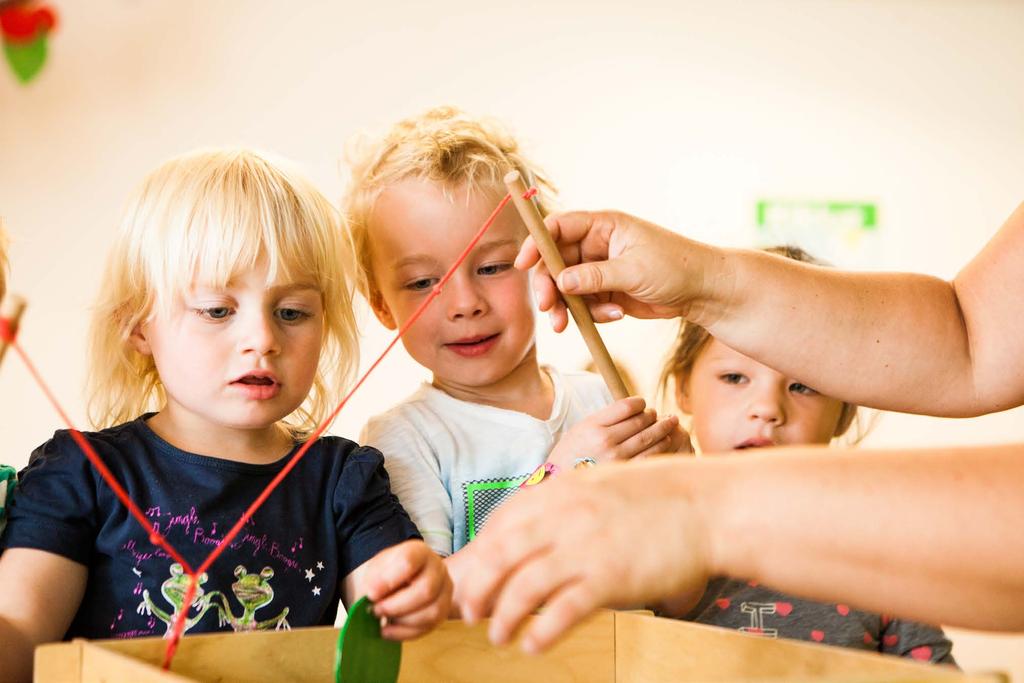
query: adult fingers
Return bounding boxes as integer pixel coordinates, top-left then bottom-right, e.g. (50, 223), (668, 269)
(589, 302), (626, 323)
(543, 211), (608, 252)
(454, 496), (554, 623)
(486, 549), (577, 647)
(515, 235), (542, 270)
(520, 581), (603, 654)
(531, 263), (560, 312)
(558, 259), (636, 298)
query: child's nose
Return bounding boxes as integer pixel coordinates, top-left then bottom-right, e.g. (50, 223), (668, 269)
(445, 274), (487, 320)
(749, 388), (786, 424)
(237, 311), (280, 356)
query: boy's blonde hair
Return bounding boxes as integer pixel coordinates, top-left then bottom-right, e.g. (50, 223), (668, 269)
(658, 246), (865, 445)
(342, 106), (555, 296)
(88, 149), (359, 437)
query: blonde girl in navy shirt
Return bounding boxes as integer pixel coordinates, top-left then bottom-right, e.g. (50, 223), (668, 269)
(0, 149), (450, 682)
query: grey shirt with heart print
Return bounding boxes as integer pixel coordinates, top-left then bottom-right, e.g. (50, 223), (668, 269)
(682, 577), (955, 665)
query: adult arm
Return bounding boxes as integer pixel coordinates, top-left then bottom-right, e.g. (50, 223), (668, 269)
(454, 444), (1024, 652)
(520, 203), (1024, 416)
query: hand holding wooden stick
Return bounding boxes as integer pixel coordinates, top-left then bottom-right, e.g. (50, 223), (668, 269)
(504, 170), (629, 400)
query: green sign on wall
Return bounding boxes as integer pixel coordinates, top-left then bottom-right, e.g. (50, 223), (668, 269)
(756, 200), (877, 232)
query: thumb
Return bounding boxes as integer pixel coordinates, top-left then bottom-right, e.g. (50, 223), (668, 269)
(558, 259), (633, 296)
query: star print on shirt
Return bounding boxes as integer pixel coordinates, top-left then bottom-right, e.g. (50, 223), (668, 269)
(312, 586), (321, 597)
(316, 561), (325, 570)
(305, 569), (315, 582)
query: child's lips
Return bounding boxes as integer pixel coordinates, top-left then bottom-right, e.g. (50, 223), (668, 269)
(235, 376), (274, 385)
(230, 372), (280, 399)
(230, 369), (278, 385)
(735, 438), (775, 450)
(443, 333), (500, 357)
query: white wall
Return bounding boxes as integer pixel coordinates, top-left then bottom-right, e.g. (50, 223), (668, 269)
(1, 0), (1022, 677)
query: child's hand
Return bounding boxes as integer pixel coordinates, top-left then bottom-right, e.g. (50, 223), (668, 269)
(548, 397), (681, 469)
(664, 423), (693, 455)
(362, 540), (452, 640)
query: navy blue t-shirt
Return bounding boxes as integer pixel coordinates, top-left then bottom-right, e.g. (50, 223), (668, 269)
(0, 415), (420, 640)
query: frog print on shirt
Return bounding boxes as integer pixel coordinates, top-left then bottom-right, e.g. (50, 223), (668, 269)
(136, 563), (218, 637)
(215, 565), (291, 632)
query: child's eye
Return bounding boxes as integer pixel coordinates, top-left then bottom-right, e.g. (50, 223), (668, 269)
(478, 263), (512, 276)
(405, 277), (438, 292)
(276, 308), (311, 323)
(719, 373), (747, 385)
(790, 382), (819, 396)
(195, 307), (232, 321)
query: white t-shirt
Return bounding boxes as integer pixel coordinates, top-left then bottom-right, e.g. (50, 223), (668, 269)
(361, 367), (612, 556)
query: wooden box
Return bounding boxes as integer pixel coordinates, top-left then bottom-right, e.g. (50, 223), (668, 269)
(35, 611), (1001, 682)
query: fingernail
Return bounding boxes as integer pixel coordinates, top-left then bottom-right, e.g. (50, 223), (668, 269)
(608, 309), (623, 320)
(560, 272), (578, 292)
(489, 623), (506, 645)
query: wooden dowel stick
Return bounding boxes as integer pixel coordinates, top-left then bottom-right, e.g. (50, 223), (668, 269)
(0, 294), (26, 369)
(504, 170), (629, 400)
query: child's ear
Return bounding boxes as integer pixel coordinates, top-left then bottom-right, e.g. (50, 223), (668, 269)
(129, 322), (153, 356)
(674, 374), (693, 414)
(369, 287), (397, 331)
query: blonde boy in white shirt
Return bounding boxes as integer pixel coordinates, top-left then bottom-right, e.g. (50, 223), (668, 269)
(343, 107), (686, 569)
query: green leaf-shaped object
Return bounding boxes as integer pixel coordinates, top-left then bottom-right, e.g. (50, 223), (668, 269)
(4, 35), (47, 83)
(335, 596), (402, 683)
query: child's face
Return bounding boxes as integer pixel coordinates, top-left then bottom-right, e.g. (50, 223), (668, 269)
(132, 259), (324, 436)
(367, 178), (537, 391)
(678, 339), (846, 454)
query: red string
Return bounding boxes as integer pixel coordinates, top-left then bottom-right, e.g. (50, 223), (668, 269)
(0, 316), (16, 343)
(9, 343), (195, 573)
(6, 190), (526, 670)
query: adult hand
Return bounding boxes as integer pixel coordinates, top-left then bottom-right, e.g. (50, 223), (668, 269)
(515, 211), (723, 332)
(454, 459), (715, 653)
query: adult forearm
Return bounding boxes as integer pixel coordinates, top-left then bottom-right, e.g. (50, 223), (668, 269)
(695, 202), (1024, 416)
(694, 249), (975, 415)
(702, 444), (1024, 631)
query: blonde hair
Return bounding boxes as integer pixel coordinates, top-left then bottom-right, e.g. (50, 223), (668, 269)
(658, 246), (866, 445)
(88, 149), (359, 437)
(342, 106), (556, 296)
